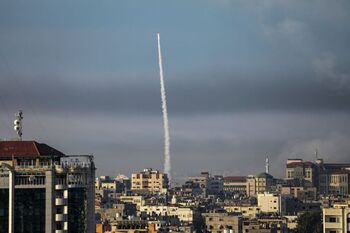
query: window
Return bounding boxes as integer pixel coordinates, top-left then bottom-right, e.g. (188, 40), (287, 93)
(328, 217), (337, 223)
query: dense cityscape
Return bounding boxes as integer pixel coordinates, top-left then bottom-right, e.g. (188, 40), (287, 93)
(1, 137), (350, 232)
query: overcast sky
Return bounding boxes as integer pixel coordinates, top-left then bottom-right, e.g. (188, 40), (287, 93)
(1, 0), (350, 181)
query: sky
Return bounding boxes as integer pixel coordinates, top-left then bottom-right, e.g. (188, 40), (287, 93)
(0, 0), (350, 181)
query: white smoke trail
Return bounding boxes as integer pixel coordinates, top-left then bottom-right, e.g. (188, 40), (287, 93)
(157, 33), (171, 182)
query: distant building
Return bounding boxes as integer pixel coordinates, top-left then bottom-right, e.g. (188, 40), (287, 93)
(224, 205), (261, 218)
(257, 192), (286, 215)
(279, 186), (317, 201)
(189, 172), (210, 193)
(285, 159), (317, 187)
(285, 158), (350, 196)
(319, 170), (350, 196)
(140, 205), (197, 223)
(243, 217), (289, 233)
(246, 173), (274, 197)
(131, 168), (168, 194)
(223, 176), (247, 194)
(189, 172), (223, 195)
(0, 140), (95, 233)
(323, 202), (350, 233)
(203, 212), (242, 233)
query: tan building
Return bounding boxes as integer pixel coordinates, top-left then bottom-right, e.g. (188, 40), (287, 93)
(224, 205), (261, 218)
(223, 176), (247, 194)
(323, 202), (350, 233)
(246, 173), (274, 197)
(285, 159), (317, 187)
(119, 195), (145, 210)
(320, 171), (350, 196)
(140, 205), (196, 223)
(243, 217), (289, 233)
(131, 168), (168, 193)
(203, 212), (242, 233)
(257, 193), (286, 215)
(279, 186), (317, 201)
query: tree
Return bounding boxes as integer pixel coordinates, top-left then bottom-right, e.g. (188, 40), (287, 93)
(296, 210), (323, 233)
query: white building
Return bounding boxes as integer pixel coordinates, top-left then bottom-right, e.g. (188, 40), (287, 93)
(323, 203), (350, 233)
(139, 205), (195, 223)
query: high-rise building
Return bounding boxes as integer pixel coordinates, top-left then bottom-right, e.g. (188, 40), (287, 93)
(0, 140), (95, 233)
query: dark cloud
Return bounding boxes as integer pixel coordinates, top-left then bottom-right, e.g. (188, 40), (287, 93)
(1, 71), (350, 116)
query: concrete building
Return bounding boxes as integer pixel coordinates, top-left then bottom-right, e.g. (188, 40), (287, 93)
(285, 159), (318, 187)
(257, 193), (286, 215)
(203, 212), (242, 233)
(247, 173), (274, 197)
(131, 168), (168, 194)
(189, 172), (224, 195)
(223, 176), (247, 194)
(119, 195), (145, 210)
(224, 205), (261, 218)
(319, 171), (350, 196)
(0, 140), (95, 233)
(243, 217), (289, 233)
(285, 158), (350, 195)
(279, 186), (317, 201)
(139, 205), (197, 223)
(323, 202), (350, 233)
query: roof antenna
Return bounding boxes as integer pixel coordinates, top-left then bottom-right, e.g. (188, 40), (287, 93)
(14, 110), (23, 140)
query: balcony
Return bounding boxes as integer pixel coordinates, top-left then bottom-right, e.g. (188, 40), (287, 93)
(55, 214), (68, 222)
(55, 230), (67, 233)
(55, 184), (67, 190)
(55, 198), (67, 206)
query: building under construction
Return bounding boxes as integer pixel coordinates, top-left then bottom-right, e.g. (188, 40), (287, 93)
(0, 140), (96, 233)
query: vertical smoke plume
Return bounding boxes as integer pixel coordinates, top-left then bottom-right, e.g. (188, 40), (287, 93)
(157, 33), (171, 182)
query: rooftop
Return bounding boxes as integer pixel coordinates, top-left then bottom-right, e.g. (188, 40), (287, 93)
(0, 140), (64, 158)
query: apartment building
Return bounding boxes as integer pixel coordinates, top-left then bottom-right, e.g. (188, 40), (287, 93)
(0, 140), (95, 233)
(285, 159), (317, 187)
(257, 192), (286, 215)
(223, 176), (247, 194)
(246, 173), (274, 197)
(131, 168), (168, 193)
(323, 202), (350, 233)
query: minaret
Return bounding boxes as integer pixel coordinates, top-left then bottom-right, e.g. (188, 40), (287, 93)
(265, 157), (270, 174)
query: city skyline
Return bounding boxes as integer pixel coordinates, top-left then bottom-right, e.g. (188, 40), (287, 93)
(1, 0), (350, 180)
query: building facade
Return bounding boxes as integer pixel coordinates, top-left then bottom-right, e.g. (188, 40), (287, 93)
(285, 159), (317, 187)
(257, 193), (286, 215)
(223, 176), (247, 194)
(323, 203), (350, 233)
(0, 140), (95, 233)
(131, 168), (168, 193)
(246, 173), (274, 197)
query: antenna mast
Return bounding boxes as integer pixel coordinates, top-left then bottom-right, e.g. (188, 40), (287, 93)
(14, 110), (23, 140)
